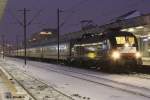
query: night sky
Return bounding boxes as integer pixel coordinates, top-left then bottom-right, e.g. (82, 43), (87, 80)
(0, 0), (150, 44)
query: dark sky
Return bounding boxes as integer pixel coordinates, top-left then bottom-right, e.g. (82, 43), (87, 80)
(0, 0), (150, 44)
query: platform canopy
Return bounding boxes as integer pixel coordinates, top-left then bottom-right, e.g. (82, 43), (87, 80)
(0, 0), (7, 21)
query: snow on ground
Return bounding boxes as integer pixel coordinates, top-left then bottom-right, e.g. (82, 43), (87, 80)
(0, 77), (11, 100)
(1, 57), (150, 100)
(0, 64), (72, 100)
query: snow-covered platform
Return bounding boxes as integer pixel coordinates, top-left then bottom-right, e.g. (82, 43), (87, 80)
(0, 57), (150, 100)
(0, 74), (12, 100)
(0, 61), (32, 100)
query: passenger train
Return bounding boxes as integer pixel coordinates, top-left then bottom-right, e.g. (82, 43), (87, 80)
(10, 29), (142, 71)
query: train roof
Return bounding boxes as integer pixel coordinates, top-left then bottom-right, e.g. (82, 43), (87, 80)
(27, 31), (135, 48)
(106, 31), (135, 37)
(80, 31), (135, 39)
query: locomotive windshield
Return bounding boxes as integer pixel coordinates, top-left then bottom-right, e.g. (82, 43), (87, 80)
(113, 35), (138, 53)
(115, 36), (136, 46)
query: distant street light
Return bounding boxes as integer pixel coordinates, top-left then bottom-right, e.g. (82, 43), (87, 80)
(32, 38), (36, 41)
(1, 35), (5, 59)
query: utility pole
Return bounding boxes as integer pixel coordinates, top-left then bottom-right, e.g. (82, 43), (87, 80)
(19, 8), (30, 65)
(16, 35), (19, 56)
(57, 8), (60, 63)
(23, 8), (27, 65)
(11, 8), (41, 65)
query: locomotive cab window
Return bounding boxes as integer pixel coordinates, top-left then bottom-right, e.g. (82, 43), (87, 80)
(115, 36), (135, 46)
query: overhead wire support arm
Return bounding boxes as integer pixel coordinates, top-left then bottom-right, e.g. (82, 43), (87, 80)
(18, 8), (30, 65)
(27, 9), (43, 26)
(8, 8), (43, 65)
(8, 10), (24, 27)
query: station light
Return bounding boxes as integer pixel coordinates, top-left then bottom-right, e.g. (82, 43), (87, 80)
(140, 35), (148, 38)
(98, 33), (103, 35)
(32, 38), (36, 41)
(128, 28), (135, 32)
(148, 37), (150, 39)
(121, 29), (127, 31)
(143, 38), (149, 42)
(136, 26), (144, 29)
(40, 32), (52, 35)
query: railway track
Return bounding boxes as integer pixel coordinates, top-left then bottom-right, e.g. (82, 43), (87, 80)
(28, 63), (150, 99)
(0, 64), (36, 100)
(129, 73), (150, 80)
(0, 62), (74, 100)
(4, 58), (150, 99)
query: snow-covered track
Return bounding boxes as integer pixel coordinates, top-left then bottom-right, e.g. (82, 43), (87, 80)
(3, 57), (150, 100)
(0, 64), (36, 100)
(0, 62), (74, 100)
(129, 73), (150, 80)
(34, 64), (150, 99)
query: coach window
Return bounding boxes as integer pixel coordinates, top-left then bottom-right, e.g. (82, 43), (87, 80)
(101, 40), (108, 50)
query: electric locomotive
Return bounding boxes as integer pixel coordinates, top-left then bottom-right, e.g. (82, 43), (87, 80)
(70, 30), (142, 70)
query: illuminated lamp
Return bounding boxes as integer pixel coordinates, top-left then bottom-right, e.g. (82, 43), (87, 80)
(136, 26), (144, 29)
(33, 38), (36, 41)
(111, 51), (120, 60)
(143, 38), (148, 42)
(128, 28), (135, 32)
(121, 29), (127, 31)
(40, 32), (52, 35)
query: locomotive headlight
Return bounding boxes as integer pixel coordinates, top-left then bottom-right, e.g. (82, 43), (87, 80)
(112, 51), (120, 60)
(87, 52), (96, 59)
(135, 52), (141, 58)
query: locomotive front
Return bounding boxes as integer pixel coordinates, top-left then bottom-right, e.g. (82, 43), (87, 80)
(109, 32), (142, 66)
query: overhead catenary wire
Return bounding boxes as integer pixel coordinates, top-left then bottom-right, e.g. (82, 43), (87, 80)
(7, 10), (24, 27)
(65, 0), (89, 12)
(27, 9), (43, 26)
(60, 0), (90, 28)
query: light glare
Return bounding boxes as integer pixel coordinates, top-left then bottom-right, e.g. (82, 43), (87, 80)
(112, 51), (120, 60)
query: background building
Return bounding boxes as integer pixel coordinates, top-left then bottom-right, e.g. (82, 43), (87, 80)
(28, 28), (57, 46)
